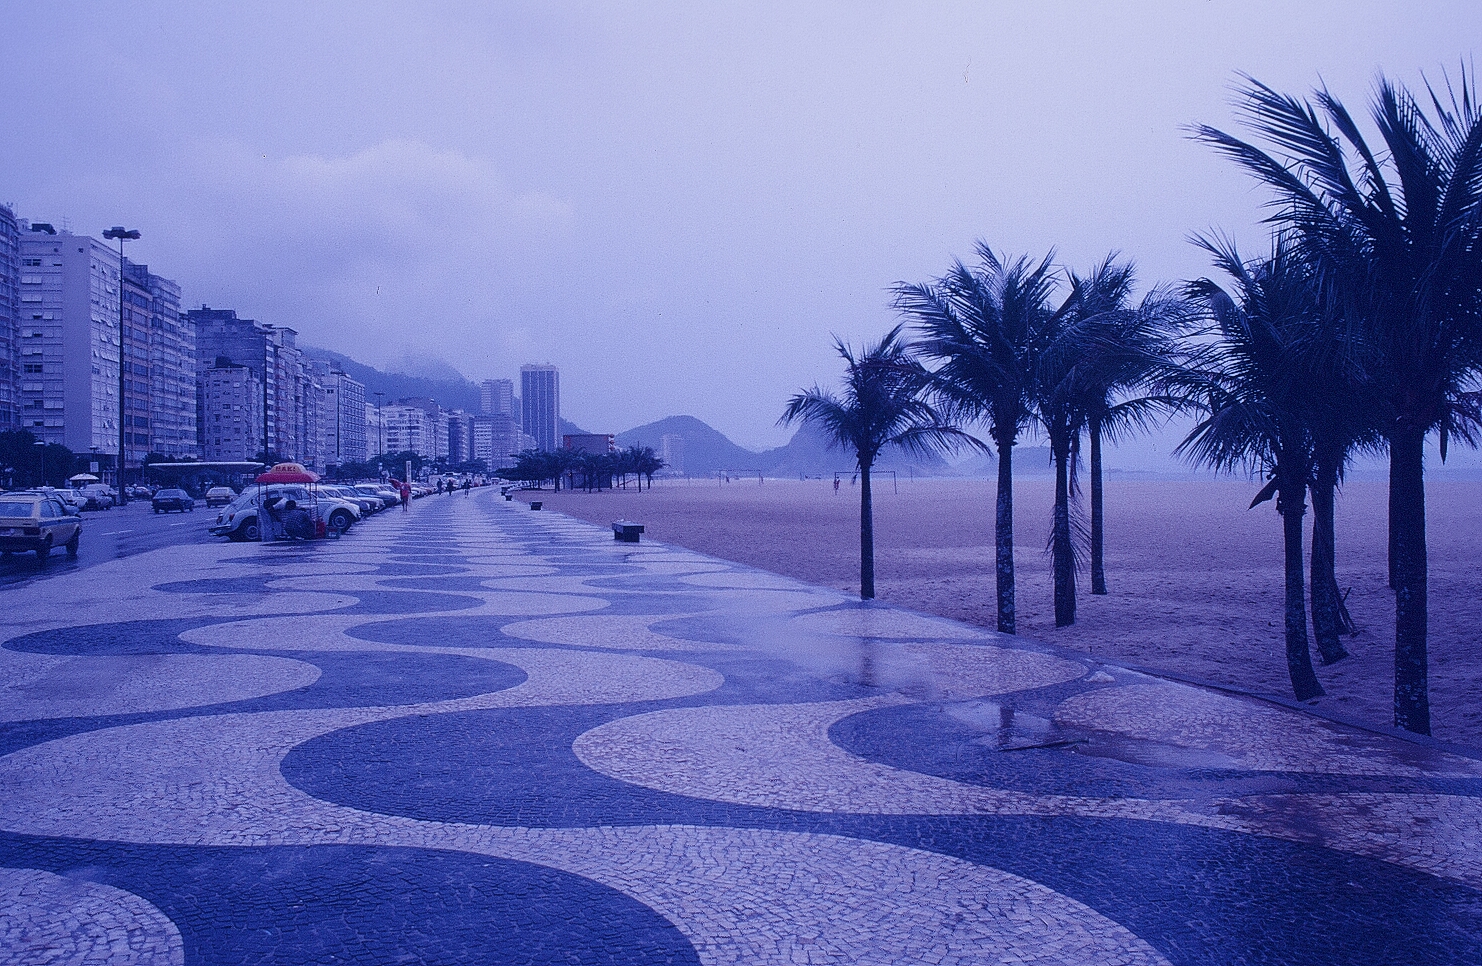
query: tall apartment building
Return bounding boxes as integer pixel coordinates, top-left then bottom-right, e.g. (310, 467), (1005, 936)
(124, 262), (195, 460)
(380, 400), (447, 460)
(473, 413), (529, 471)
(447, 410), (475, 464)
(17, 225), (125, 457)
(12, 222), (193, 470)
(0, 205), (19, 430)
(312, 361), (367, 467)
(191, 307), (314, 465)
(520, 364), (559, 451)
(659, 433), (684, 474)
(200, 360), (262, 461)
(480, 378), (517, 419)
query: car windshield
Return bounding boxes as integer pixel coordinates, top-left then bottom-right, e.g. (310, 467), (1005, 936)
(157, 489), (186, 498)
(0, 497), (39, 515)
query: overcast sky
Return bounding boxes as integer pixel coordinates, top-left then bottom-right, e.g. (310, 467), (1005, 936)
(4, 2), (1478, 466)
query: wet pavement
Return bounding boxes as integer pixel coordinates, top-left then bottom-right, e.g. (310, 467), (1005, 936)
(2, 490), (1479, 964)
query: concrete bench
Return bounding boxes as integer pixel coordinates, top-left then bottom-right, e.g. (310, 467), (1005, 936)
(529, 501), (543, 511)
(612, 520), (644, 543)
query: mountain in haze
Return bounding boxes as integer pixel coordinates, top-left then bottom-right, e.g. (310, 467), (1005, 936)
(305, 346), (483, 413)
(617, 416), (768, 472)
(617, 415), (955, 477)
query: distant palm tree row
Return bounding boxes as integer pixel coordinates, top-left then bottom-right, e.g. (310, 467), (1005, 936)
(507, 445), (665, 492)
(785, 66), (1482, 736)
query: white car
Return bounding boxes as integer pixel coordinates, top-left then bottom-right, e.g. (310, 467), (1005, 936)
(77, 483), (116, 510)
(208, 485), (360, 542)
(204, 486), (237, 508)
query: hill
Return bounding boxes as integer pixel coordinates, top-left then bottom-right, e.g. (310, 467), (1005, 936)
(616, 416), (766, 473)
(616, 415), (957, 477)
(303, 346), (483, 412)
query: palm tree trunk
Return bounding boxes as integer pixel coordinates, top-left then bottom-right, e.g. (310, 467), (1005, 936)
(1387, 465), (1399, 589)
(859, 462), (875, 600)
(1089, 414), (1107, 595)
(1052, 429), (1076, 627)
(1309, 461), (1349, 664)
(1390, 426), (1429, 734)
(1278, 480), (1324, 701)
(994, 435), (1015, 634)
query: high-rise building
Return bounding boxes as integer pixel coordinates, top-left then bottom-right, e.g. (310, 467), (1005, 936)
(312, 361), (367, 467)
(125, 262), (195, 460)
(200, 360), (262, 461)
(0, 205), (19, 430)
(191, 307), (312, 464)
(659, 433), (684, 475)
(447, 410), (475, 464)
(480, 378), (516, 417)
(14, 223), (194, 474)
(17, 225), (125, 457)
(473, 413), (529, 471)
(520, 364), (559, 451)
(380, 400), (447, 460)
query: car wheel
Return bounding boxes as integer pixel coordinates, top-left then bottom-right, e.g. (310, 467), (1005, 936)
(240, 519), (261, 542)
(328, 509), (352, 535)
(35, 537), (52, 563)
(66, 532), (79, 557)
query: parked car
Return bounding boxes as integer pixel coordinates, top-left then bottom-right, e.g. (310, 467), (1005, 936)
(0, 490), (82, 561)
(204, 486), (237, 507)
(315, 484), (380, 516)
(43, 487), (88, 511)
(354, 483), (401, 511)
(152, 488), (195, 513)
(127, 484), (153, 499)
(77, 483), (116, 510)
(209, 485), (360, 542)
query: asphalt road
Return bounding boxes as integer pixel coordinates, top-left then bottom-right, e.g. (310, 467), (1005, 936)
(0, 499), (221, 589)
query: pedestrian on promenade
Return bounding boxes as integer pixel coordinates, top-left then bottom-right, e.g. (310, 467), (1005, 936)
(399, 480), (411, 512)
(462, 477), (471, 496)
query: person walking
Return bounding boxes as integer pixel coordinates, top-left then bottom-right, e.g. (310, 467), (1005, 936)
(398, 479), (411, 512)
(462, 477), (471, 496)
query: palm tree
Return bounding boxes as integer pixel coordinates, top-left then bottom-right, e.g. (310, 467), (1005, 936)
(781, 325), (976, 600)
(895, 245), (1060, 632)
(1028, 287), (1085, 627)
(1178, 237), (1326, 702)
(629, 446), (664, 490)
(1193, 70), (1482, 733)
(1060, 258), (1190, 596)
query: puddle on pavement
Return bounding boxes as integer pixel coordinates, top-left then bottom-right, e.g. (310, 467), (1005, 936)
(946, 698), (1246, 770)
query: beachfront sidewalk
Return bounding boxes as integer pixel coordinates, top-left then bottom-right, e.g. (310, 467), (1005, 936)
(1, 491), (1478, 965)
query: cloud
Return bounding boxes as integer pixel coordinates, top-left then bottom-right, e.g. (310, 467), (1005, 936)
(147, 139), (576, 373)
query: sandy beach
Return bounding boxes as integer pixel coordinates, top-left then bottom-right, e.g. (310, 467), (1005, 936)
(528, 474), (1482, 750)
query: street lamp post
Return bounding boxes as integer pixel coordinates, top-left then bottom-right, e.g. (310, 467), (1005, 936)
(103, 226), (140, 506)
(373, 391), (385, 469)
(35, 439), (45, 488)
(262, 335), (271, 466)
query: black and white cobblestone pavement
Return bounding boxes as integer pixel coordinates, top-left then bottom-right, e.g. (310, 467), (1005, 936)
(2, 491), (1480, 964)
